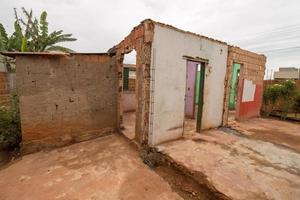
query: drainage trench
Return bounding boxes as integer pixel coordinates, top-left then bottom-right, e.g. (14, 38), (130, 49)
(140, 148), (231, 200)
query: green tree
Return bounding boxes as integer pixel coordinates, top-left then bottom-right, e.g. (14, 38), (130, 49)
(294, 92), (300, 118)
(279, 80), (298, 119)
(0, 93), (21, 151)
(0, 7), (77, 53)
(263, 84), (282, 115)
(263, 80), (300, 119)
(0, 8), (77, 72)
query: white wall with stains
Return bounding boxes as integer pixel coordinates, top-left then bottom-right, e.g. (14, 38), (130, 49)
(242, 79), (256, 102)
(149, 24), (228, 145)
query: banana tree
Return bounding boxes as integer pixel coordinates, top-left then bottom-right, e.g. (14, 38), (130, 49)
(0, 8), (77, 72)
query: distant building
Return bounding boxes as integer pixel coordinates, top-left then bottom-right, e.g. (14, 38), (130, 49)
(274, 67), (300, 80)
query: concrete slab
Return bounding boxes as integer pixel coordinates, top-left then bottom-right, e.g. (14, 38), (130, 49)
(0, 134), (182, 200)
(157, 118), (300, 200)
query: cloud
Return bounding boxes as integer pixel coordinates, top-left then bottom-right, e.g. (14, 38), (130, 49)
(0, 0), (299, 70)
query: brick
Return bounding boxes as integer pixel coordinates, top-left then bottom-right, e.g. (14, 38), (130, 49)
(114, 21), (153, 144)
(223, 46), (266, 125)
(15, 54), (118, 151)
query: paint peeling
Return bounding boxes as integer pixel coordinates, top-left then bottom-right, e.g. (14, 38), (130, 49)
(242, 79), (256, 102)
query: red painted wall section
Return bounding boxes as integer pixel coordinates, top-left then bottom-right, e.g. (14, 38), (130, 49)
(236, 78), (263, 120)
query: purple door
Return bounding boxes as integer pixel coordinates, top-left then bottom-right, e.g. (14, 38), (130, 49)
(185, 61), (197, 118)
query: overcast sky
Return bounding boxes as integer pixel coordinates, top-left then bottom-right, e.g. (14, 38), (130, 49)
(1, 0), (300, 73)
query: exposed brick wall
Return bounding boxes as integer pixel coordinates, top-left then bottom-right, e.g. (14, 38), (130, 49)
(223, 47), (266, 124)
(0, 72), (9, 104)
(128, 78), (136, 91)
(111, 19), (154, 144)
(15, 54), (118, 152)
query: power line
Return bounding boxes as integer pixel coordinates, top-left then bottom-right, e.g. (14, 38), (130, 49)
(230, 24), (300, 43)
(259, 46), (300, 53)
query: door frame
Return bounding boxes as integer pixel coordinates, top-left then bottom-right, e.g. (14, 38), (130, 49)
(196, 62), (205, 132)
(229, 63), (241, 110)
(184, 59), (206, 133)
(185, 60), (198, 118)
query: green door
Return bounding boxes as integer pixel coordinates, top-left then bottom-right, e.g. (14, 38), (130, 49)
(123, 67), (130, 90)
(195, 64), (201, 104)
(229, 63), (241, 110)
(196, 63), (205, 132)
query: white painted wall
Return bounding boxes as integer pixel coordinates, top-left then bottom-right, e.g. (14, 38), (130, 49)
(242, 79), (256, 102)
(149, 24), (228, 145)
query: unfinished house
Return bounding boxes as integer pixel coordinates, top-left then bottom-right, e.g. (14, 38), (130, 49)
(1, 19), (266, 152)
(110, 19), (266, 146)
(223, 47), (266, 122)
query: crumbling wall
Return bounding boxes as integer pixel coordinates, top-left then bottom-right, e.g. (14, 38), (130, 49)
(15, 54), (118, 151)
(223, 47), (266, 123)
(111, 20), (154, 144)
(149, 23), (228, 145)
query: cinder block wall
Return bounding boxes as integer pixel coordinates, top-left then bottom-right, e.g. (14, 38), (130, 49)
(223, 47), (266, 123)
(0, 72), (9, 104)
(15, 54), (118, 151)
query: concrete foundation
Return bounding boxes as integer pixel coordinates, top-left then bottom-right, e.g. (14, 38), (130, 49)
(158, 118), (300, 200)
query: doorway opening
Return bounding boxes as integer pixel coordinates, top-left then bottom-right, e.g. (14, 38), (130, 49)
(122, 50), (137, 140)
(228, 63), (241, 121)
(184, 60), (205, 136)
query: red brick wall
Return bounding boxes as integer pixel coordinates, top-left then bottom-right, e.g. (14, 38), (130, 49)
(15, 54), (118, 152)
(114, 19), (154, 144)
(223, 47), (266, 123)
(0, 72), (9, 104)
(128, 78), (136, 91)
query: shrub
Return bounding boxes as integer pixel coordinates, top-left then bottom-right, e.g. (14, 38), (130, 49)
(294, 92), (300, 113)
(0, 93), (21, 151)
(263, 84), (282, 115)
(279, 80), (298, 119)
(263, 80), (299, 119)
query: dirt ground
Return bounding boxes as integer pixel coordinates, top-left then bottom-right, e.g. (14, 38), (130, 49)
(158, 117), (300, 200)
(0, 134), (182, 200)
(229, 117), (300, 152)
(1, 117), (300, 200)
(122, 111), (136, 140)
